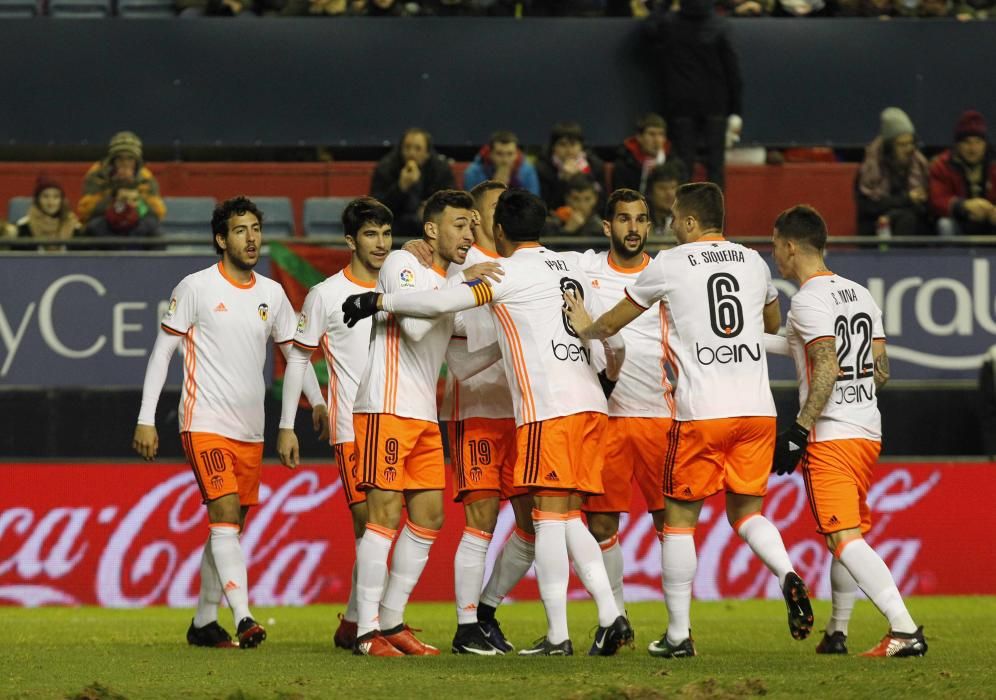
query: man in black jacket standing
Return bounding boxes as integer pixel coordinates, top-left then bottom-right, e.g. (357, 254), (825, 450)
(370, 128), (457, 236)
(645, 0), (742, 191)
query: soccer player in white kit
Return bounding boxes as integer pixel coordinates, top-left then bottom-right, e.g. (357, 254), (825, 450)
(769, 205), (926, 658)
(275, 197), (393, 651)
(564, 183), (813, 657)
(133, 196), (326, 649)
(560, 189), (675, 637)
(343, 190), (633, 657)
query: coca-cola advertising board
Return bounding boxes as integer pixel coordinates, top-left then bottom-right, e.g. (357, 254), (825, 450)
(0, 461), (992, 608)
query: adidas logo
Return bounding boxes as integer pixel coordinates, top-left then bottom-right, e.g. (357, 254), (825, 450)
(224, 580), (239, 591)
(544, 471), (559, 482)
(828, 515), (839, 526)
(461, 603), (477, 611)
(214, 302), (228, 312)
(683, 487), (693, 497)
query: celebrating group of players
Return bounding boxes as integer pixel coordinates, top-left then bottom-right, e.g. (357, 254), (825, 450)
(133, 180), (927, 659)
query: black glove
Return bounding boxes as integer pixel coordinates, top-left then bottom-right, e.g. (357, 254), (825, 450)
(772, 422), (809, 476)
(342, 292), (380, 328)
(597, 370), (618, 400)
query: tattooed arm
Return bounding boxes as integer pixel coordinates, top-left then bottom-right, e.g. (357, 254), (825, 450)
(872, 339), (889, 389)
(797, 338), (839, 430)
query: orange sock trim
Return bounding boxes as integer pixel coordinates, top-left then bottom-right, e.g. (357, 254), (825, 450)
(513, 527), (536, 544)
(663, 526), (695, 536)
(463, 526), (494, 542)
(599, 534), (619, 551)
(365, 523), (397, 541)
(209, 522), (240, 530)
(834, 535), (862, 560)
(567, 509), (583, 521)
(531, 508), (568, 522)
(405, 522), (440, 541)
(732, 512), (762, 533)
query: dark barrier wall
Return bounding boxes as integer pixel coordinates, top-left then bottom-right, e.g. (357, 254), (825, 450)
(1, 18), (994, 148)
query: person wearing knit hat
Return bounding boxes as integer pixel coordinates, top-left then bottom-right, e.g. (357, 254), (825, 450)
(856, 107), (930, 237)
(14, 174), (81, 251)
(76, 130), (166, 234)
(928, 109), (996, 236)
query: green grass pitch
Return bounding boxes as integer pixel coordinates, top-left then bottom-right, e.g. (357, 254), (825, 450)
(4, 598), (995, 699)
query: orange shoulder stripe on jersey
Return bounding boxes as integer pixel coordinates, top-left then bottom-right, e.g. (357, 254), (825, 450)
(623, 288), (649, 311)
(322, 334), (338, 444)
(161, 323), (187, 337)
(293, 339), (319, 352)
(493, 304), (535, 423)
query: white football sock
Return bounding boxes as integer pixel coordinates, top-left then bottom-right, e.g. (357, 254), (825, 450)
(735, 513), (794, 586)
(454, 527), (493, 625)
(598, 534), (626, 617)
(661, 527), (696, 645)
(565, 513), (619, 626)
(533, 511), (570, 644)
(380, 523), (439, 632)
(344, 538), (360, 624)
(355, 524), (395, 637)
(827, 556), (858, 636)
(209, 524), (251, 626)
(193, 537), (223, 628)
(479, 528), (534, 608)
(837, 538), (917, 634)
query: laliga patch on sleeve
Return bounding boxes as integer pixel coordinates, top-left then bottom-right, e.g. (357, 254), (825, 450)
(399, 268), (416, 289)
(296, 312), (307, 334)
(163, 297), (177, 320)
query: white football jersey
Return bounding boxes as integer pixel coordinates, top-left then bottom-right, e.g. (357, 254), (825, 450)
(625, 236), (777, 421)
(441, 244), (515, 421)
(563, 249), (674, 418)
(293, 266), (376, 445)
(786, 273), (884, 442)
(352, 250), (453, 422)
(471, 244), (608, 427)
(161, 262), (296, 442)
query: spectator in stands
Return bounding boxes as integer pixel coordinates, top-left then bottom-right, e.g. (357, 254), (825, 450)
(13, 175), (81, 251)
(535, 121), (605, 210)
(645, 0), (741, 191)
(856, 107), (930, 237)
(204, 0), (287, 14)
(771, 0), (833, 14)
(81, 181), (163, 243)
(463, 130), (541, 196)
(77, 131), (166, 238)
(646, 160), (686, 237)
(370, 127), (456, 236)
(929, 110), (996, 236)
(612, 113), (672, 193)
(918, 0), (952, 14)
(547, 174), (603, 237)
(718, 0), (772, 15)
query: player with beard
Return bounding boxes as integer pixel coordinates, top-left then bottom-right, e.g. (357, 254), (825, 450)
(133, 196), (326, 649)
(276, 197), (393, 651)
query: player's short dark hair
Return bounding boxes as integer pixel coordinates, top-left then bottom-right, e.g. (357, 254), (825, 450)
(565, 173), (597, 195)
(635, 113), (666, 133)
(494, 189), (548, 242)
(423, 189), (475, 226)
(469, 180), (507, 209)
(343, 196), (393, 239)
(604, 188), (649, 220)
(549, 121), (584, 147)
(211, 196), (263, 255)
(674, 182), (724, 231)
(773, 204), (828, 251)
(647, 160), (687, 188)
(489, 130), (519, 148)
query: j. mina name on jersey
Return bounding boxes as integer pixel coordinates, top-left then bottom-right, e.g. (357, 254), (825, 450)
(831, 287), (859, 305)
(687, 248), (746, 267)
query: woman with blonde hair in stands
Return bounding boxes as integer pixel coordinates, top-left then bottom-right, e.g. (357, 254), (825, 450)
(14, 175), (81, 251)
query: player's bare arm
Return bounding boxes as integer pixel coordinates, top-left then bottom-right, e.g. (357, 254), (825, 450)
(763, 299), (781, 334)
(563, 291), (643, 341)
(797, 338), (839, 429)
(872, 339), (889, 389)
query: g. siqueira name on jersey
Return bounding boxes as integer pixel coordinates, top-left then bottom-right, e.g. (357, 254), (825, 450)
(687, 248), (746, 266)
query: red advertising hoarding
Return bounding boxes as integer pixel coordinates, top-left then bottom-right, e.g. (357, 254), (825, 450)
(0, 461), (992, 607)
